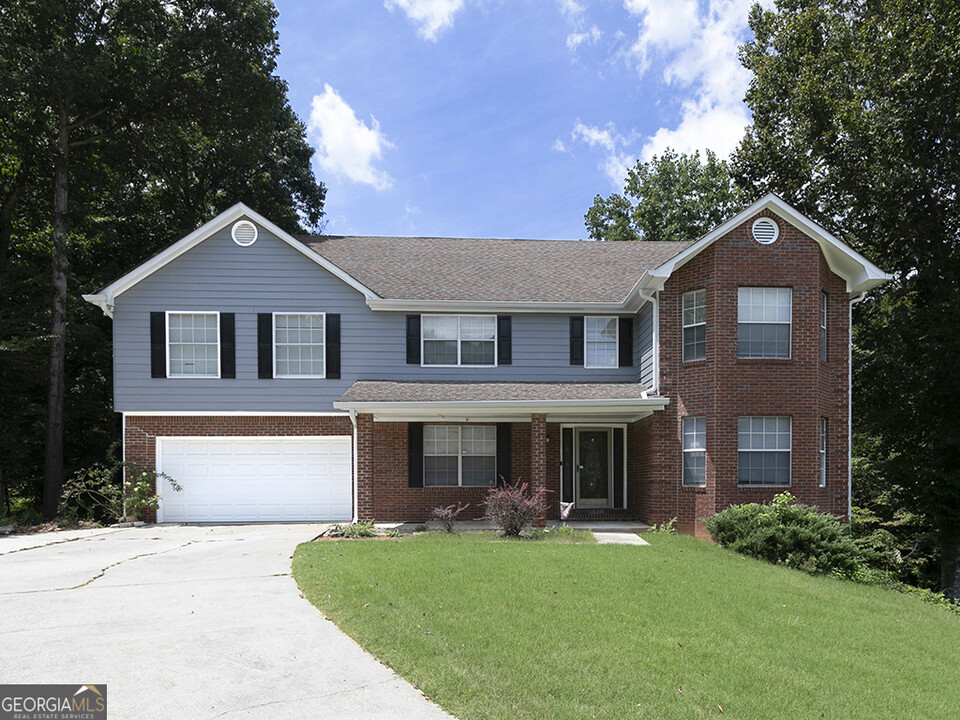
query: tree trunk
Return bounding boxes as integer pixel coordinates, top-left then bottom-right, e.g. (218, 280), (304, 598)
(42, 100), (70, 520)
(942, 526), (960, 602)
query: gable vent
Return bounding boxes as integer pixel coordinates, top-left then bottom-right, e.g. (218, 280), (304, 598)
(231, 220), (258, 247)
(752, 217), (780, 245)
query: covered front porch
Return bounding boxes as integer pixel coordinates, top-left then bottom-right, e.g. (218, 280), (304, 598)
(333, 381), (669, 523)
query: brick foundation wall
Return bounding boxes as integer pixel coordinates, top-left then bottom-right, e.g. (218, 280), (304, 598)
(646, 210), (850, 538)
(123, 414), (355, 522)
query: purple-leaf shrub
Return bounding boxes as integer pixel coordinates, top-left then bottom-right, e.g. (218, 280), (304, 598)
(430, 502), (470, 533)
(482, 481), (548, 536)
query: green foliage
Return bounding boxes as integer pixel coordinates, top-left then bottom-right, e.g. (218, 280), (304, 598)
(733, 0), (960, 597)
(328, 521), (377, 539)
(585, 148), (746, 242)
(124, 463), (181, 522)
(57, 443), (125, 524)
(648, 517), (677, 535)
(706, 493), (869, 578)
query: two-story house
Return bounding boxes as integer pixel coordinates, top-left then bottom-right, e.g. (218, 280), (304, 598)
(84, 194), (891, 538)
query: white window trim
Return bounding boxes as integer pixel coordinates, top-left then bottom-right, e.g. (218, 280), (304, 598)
(820, 292), (828, 362)
(423, 425), (497, 487)
(681, 416), (706, 487)
(682, 289), (706, 363)
(819, 417), (827, 487)
(737, 287), (793, 360)
(273, 312), (327, 379)
(420, 314), (498, 368)
(737, 415), (793, 488)
(165, 311), (220, 379)
(584, 316), (619, 369)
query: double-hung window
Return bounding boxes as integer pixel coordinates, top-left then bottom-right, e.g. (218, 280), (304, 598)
(682, 416), (706, 486)
(274, 313), (325, 378)
(422, 315), (496, 366)
(423, 426), (497, 486)
(738, 287), (792, 359)
(585, 316), (618, 368)
(682, 289), (706, 361)
(167, 312), (219, 377)
(738, 416), (792, 486)
(820, 292), (828, 362)
(819, 418), (827, 487)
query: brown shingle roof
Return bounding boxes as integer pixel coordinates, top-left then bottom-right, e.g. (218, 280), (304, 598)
(336, 381), (653, 404)
(299, 235), (690, 303)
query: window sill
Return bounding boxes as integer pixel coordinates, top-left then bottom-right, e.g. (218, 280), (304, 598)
(737, 484), (792, 489)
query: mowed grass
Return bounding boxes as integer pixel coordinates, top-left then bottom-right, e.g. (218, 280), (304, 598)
(293, 532), (960, 720)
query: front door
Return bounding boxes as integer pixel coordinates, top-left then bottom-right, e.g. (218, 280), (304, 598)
(575, 428), (611, 507)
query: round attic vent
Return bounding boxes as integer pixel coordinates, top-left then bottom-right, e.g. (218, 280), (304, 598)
(752, 217), (780, 245)
(231, 220), (258, 247)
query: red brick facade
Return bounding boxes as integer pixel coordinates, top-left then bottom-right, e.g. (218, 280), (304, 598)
(122, 212), (852, 535)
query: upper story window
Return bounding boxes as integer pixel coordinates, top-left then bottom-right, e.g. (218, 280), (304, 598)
(682, 416), (706, 486)
(274, 313), (325, 378)
(682, 289), (706, 362)
(738, 416), (791, 486)
(585, 316), (618, 368)
(422, 315), (496, 367)
(424, 425), (497, 486)
(819, 418), (828, 487)
(738, 287), (792, 359)
(820, 292), (828, 362)
(167, 312), (219, 378)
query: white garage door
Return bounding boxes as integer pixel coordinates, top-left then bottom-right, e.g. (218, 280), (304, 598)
(156, 436), (352, 522)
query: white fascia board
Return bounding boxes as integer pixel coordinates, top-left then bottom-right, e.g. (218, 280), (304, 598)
(365, 298), (630, 314)
(84, 203), (380, 317)
(334, 397), (669, 417)
(638, 193), (893, 295)
(372, 410), (656, 423)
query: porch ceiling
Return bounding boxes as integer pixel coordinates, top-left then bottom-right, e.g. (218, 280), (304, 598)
(333, 381), (668, 422)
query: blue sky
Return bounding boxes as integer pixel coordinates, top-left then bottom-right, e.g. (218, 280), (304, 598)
(274, 0), (761, 239)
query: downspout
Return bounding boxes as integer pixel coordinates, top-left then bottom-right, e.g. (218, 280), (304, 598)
(848, 292), (867, 522)
(349, 409), (359, 523)
(637, 288), (659, 394)
(121, 413), (127, 522)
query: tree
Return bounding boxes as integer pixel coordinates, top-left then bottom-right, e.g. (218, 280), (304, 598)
(0, 0), (325, 519)
(585, 148), (746, 242)
(733, 0), (960, 598)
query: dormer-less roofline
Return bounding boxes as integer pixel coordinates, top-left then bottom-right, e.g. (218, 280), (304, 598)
(636, 193), (893, 297)
(82, 203), (380, 318)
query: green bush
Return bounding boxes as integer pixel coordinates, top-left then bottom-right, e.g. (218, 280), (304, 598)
(328, 521), (377, 538)
(705, 492), (868, 578)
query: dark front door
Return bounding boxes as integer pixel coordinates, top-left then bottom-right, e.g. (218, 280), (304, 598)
(576, 428), (611, 507)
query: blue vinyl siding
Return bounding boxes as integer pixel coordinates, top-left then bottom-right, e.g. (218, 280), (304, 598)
(112, 220), (654, 412)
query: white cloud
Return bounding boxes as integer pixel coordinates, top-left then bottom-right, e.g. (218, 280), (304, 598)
(557, 0), (586, 25)
(384, 0), (464, 41)
(308, 84), (394, 191)
(571, 122), (636, 187)
(552, 138), (570, 153)
(624, 0), (761, 161)
(567, 24), (601, 51)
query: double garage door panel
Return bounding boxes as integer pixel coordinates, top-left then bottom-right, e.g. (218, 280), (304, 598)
(157, 437), (352, 522)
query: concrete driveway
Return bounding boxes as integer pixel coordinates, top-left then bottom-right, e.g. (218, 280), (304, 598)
(0, 524), (452, 720)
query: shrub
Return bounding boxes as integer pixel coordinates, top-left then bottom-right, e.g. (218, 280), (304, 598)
(649, 517), (678, 535)
(705, 492), (868, 578)
(328, 521), (377, 538)
(482, 481), (548, 537)
(59, 464), (124, 525)
(125, 464), (181, 522)
(430, 502), (470, 533)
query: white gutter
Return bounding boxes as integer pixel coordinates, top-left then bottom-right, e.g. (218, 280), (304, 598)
(637, 287), (660, 393)
(349, 409), (359, 524)
(334, 397), (669, 414)
(83, 293), (114, 319)
(848, 292), (867, 522)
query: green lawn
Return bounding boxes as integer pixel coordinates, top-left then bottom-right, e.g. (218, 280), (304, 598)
(293, 532), (960, 720)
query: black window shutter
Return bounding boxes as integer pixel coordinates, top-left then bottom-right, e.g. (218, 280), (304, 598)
(561, 427), (574, 503)
(150, 312), (166, 378)
(613, 428), (625, 509)
(619, 317), (634, 367)
(326, 314), (341, 379)
(408, 422), (424, 487)
(496, 423), (512, 485)
(257, 313), (273, 379)
(406, 315), (421, 364)
(497, 316), (512, 365)
(569, 316), (584, 365)
(220, 313), (236, 378)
